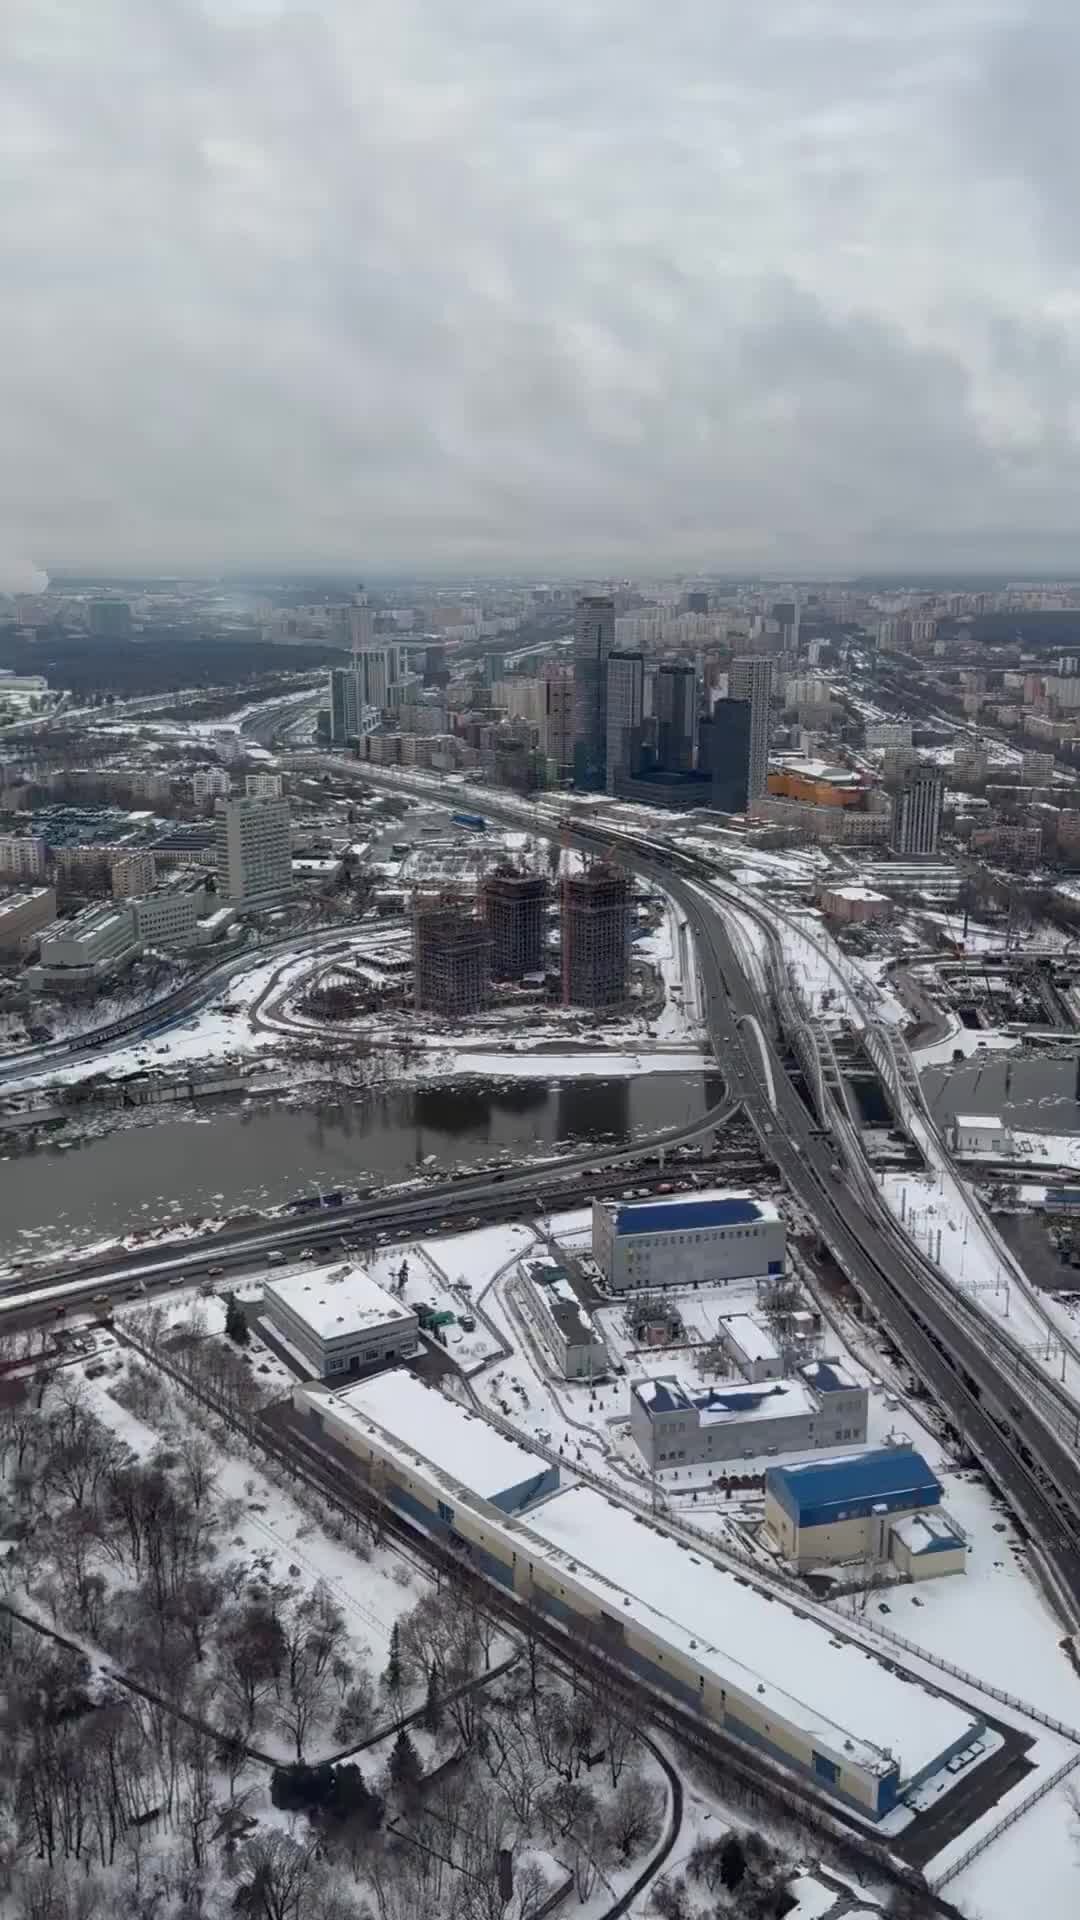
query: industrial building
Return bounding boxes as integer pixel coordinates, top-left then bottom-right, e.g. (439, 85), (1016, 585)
(561, 864), (630, 1007)
(292, 1384), (984, 1821)
(214, 795), (293, 903)
(412, 896), (492, 1016)
(765, 1449), (966, 1578)
(263, 1263), (418, 1378)
(0, 886), (56, 955)
(592, 1193), (785, 1293)
(481, 867), (548, 979)
(296, 1369), (559, 1515)
(521, 1258), (608, 1380)
(630, 1359), (868, 1469)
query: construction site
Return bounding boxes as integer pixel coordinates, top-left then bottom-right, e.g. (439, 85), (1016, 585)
(411, 895), (493, 1017)
(481, 866), (548, 980)
(561, 862), (632, 1008)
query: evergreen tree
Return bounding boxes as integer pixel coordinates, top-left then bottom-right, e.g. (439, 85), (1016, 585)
(383, 1620), (402, 1697)
(420, 1665), (441, 1735)
(388, 1727), (422, 1793)
(719, 1833), (746, 1892)
(224, 1292), (250, 1346)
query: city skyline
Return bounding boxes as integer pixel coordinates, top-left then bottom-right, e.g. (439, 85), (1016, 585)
(6, 2), (1080, 580)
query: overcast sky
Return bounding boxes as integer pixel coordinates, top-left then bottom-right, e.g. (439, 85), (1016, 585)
(3, 0), (1079, 583)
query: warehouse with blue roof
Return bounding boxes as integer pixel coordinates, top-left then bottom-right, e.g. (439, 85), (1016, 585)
(592, 1191), (785, 1292)
(765, 1448), (967, 1578)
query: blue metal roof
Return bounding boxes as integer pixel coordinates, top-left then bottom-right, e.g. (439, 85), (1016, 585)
(767, 1449), (940, 1523)
(615, 1196), (764, 1237)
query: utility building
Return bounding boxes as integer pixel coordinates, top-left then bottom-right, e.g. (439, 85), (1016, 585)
(264, 1264), (418, 1378)
(481, 867), (548, 980)
(592, 1192), (784, 1292)
(765, 1449), (966, 1578)
(561, 863), (630, 1007)
(413, 896), (492, 1016)
(631, 1362), (868, 1469)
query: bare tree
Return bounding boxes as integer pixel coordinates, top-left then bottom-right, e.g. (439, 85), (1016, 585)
(603, 1771), (663, 1863)
(236, 1831), (322, 1920)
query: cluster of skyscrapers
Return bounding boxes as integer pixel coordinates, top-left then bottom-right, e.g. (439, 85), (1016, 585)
(570, 594), (769, 813)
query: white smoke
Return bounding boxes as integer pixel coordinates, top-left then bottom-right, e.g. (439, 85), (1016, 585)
(0, 554), (49, 597)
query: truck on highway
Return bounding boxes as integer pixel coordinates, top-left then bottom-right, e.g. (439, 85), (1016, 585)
(451, 811), (487, 831)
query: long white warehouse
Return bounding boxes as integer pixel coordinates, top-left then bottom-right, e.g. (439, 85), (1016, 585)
(293, 1379), (984, 1820)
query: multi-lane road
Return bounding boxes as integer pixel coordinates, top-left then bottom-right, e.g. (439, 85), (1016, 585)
(7, 740), (1080, 1618)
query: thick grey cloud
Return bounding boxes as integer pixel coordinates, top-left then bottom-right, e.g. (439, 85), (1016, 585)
(2, 0), (1078, 575)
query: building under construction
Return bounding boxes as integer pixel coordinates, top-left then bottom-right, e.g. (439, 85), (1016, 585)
(412, 896), (492, 1017)
(481, 867), (549, 980)
(561, 864), (631, 1008)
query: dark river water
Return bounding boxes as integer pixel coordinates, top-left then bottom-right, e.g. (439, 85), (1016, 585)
(0, 1071), (723, 1255)
(920, 1053), (1080, 1131)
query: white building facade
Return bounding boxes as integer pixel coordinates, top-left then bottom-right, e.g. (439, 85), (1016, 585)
(214, 795), (292, 903)
(263, 1263), (418, 1377)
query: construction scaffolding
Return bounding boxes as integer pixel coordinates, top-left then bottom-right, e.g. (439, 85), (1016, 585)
(412, 893), (492, 1017)
(561, 862), (631, 1008)
(481, 866), (549, 980)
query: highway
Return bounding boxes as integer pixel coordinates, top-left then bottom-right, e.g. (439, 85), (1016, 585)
(307, 759), (1080, 1618)
(658, 865), (1080, 1620)
(0, 1097), (752, 1319)
(12, 734), (1080, 1618)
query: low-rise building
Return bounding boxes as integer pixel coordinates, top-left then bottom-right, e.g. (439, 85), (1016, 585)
(592, 1193), (785, 1294)
(262, 1262), (418, 1378)
(0, 886), (56, 954)
(28, 902), (141, 987)
(818, 884), (891, 924)
(630, 1358), (868, 1469)
(950, 1114), (1010, 1155)
(521, 1258), (608, 1380)
(765, 1449), (966, 1579)
(716, 1312), (782, 1382)
(300, 1367), (559, 1516)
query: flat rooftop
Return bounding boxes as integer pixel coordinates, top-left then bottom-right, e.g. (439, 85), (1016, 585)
(265, 1263), (415, 1341)
(521, 1486), (975, 1783)
(608, 1192), (780, 1238)
(953, 1114), (1004, 1131)
(721, 1314), (780, 1363)
(324, 1369), (552, 1503)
